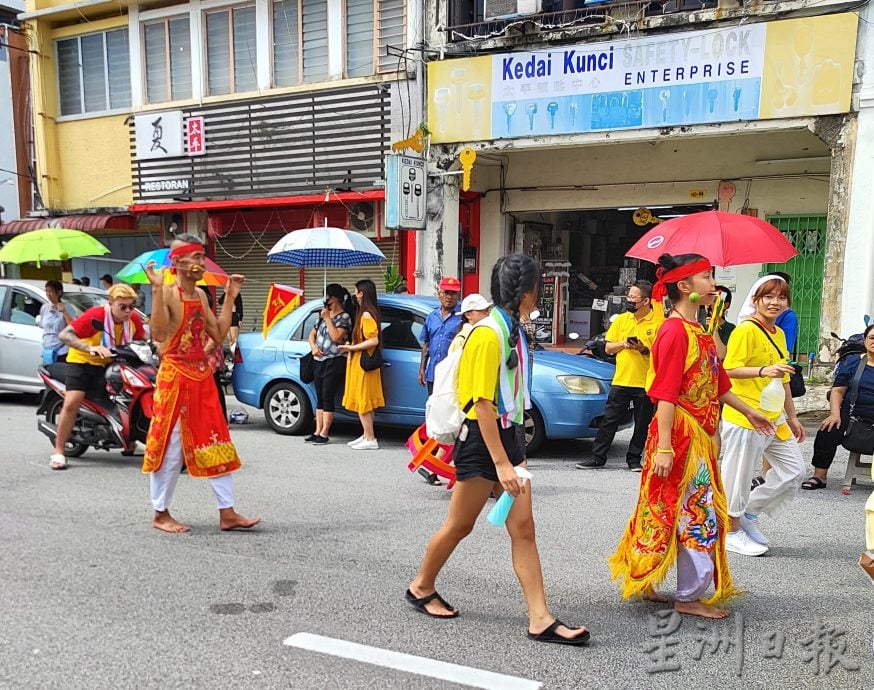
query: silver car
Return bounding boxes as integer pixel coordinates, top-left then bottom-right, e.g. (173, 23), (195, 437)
(0, 279), (109, 394)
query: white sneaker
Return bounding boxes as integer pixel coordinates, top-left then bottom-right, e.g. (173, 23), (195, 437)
(740, 513), (769, 546)
(726, 529), (768, 556)
(352, 439), (379, 450)
(347, 435), (365, 447)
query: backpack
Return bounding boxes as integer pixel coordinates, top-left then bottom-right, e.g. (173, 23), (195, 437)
(425, 328), (476, 445)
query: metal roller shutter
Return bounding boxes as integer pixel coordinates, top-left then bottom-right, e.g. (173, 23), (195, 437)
(303, 237), (398, 298)
(213, 230), (301, 334)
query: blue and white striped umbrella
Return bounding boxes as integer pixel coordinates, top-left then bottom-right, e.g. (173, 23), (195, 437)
(266, 226), (385, 268)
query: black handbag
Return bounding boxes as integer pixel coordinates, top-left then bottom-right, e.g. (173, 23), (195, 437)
(299, 353), (315, 383)
(359, 346), (384, 372)
(842, 356), (874, 454)
(748, 320), (806, 398)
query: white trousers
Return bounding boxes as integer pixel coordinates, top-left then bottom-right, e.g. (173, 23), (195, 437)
(720, 420), (804, 518)
(149, 420), (234, 511)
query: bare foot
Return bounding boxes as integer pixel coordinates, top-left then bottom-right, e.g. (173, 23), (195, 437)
(219, 510), (261, 531)
(674, 600), (729, 619)
(153, 511), (190, 533)
(643, 587), (671, 603)
(408, 584), (457, 617)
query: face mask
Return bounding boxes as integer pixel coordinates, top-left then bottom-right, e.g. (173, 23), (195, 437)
(625, 300), (639, 313)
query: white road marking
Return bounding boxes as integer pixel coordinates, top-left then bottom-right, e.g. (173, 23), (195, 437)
(283, 632), (542, 690)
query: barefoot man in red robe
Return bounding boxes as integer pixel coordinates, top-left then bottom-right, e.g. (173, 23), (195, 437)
(143, 234), (260, 533)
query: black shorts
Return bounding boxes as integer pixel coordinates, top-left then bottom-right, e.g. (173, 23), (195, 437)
(454, 420), (525, 483)
(66, 362), (107, 395)
(313, 356), (346, 412)
(231, 313), (241, 328)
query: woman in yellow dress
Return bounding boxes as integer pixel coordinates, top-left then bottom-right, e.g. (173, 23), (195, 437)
(339, 279), (385, 450)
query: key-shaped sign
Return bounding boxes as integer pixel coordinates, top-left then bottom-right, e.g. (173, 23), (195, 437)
(459, 147), (476, 192)
(391, 128), (425, 154)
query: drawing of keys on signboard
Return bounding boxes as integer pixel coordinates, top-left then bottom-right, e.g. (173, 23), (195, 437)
(459, 148), (476, 192)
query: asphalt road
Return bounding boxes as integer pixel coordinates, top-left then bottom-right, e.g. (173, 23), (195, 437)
(1, 393), (872, 690)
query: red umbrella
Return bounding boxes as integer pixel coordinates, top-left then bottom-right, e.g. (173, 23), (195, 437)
(625, 211), (799, 266)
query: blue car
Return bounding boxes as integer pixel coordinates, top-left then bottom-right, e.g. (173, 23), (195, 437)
(232, 294), (626, 454)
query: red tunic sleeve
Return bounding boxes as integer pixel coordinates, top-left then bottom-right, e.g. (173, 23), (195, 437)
(716, 361), (731, 398)
(647, 319), (690, 405)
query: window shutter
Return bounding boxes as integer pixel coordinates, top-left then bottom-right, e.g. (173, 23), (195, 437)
(302, 0), (328, 83)
(106, 29), (130, 109)
(207, 11), (231, 95)
(346, 0), (374, 78)
(80, 33), (107, 112)
(57, 38), (82, 116)
(144, 22), (167, 103)
(233, 6), (258, 92)
(272, 0), (300, 87)
(377, 0), (404, 73)
(169, 18), (192, 100)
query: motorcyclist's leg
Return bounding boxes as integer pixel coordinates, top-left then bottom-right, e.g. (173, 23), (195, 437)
(54, 390), (87, 455)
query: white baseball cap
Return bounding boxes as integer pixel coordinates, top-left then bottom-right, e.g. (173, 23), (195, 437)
(460, 293), (491, 314)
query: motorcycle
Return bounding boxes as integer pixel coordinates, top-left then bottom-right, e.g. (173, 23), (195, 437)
(830, 329), (867, 364)
(36, 341), (158, 458)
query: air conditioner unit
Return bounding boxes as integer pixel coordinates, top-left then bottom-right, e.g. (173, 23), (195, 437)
(484, 0), (541, 20)
(348, 202), (378, 237)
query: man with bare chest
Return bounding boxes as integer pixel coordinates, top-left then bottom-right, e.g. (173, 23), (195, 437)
(143, 234), (259, 533)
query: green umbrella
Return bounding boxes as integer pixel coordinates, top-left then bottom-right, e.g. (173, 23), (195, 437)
(0, 228), (110, 267)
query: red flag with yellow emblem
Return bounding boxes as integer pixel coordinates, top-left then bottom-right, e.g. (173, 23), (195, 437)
(262, 283), (303, 338)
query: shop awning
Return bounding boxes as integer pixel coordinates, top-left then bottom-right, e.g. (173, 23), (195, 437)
(0, 214), (136, 235)
(128, 190), (384, 213)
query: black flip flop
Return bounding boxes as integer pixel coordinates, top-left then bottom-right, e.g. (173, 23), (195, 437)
(527, 619), (590, 647)
(417, 467), (442, 486)
(801, 476), (826, 490)
(405, 589), (458, 619)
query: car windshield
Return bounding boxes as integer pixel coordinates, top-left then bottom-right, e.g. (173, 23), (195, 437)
(63, 291), (108, 318)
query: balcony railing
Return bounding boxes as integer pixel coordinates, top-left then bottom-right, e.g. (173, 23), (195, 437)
(443, 0), (733, 43)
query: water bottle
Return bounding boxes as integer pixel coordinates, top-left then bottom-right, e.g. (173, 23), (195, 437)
(759, 376), (785, 413)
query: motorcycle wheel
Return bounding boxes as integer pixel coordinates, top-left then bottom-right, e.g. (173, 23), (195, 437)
(45, 396), (89, 458)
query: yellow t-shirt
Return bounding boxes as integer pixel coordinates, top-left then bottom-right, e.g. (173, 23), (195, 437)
(65, 306), (145, 366)
(605, 308), (664, 388)
(457, 325), (501, 421)
(722, 319), (791, 428)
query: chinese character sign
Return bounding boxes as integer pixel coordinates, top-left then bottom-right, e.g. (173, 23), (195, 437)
(134, 111), (184, 160)
(427, 14), (858, 143)
(186, 116), (206, 156)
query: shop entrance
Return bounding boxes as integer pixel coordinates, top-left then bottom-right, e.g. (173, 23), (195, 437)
(513, 204), (711, 342)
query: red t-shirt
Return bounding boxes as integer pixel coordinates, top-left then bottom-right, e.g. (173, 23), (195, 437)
(66, 306), (146, 366)
(648, 318), (730, 405)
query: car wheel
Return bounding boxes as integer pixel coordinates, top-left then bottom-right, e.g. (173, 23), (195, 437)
(523, 407), (545, 456)
(45, 396), (89, 458)
(263, 381), (312, 435)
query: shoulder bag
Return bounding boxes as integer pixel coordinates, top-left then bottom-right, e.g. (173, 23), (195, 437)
(299, 352), (315, 383)
(841, 356), (874, 454)
(748, 320), (806, 398)
(359, 346), (383, 372)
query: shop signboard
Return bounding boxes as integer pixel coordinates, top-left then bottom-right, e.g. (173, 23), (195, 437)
(186, 116), (206, 156)
(385, 153), (426, 230)
(134, 111), (184, 160)
(427, 14), (858, 143)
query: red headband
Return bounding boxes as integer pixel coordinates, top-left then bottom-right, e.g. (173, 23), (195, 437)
(651, 258), (712, 303)
(169, 243), (203, 259)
